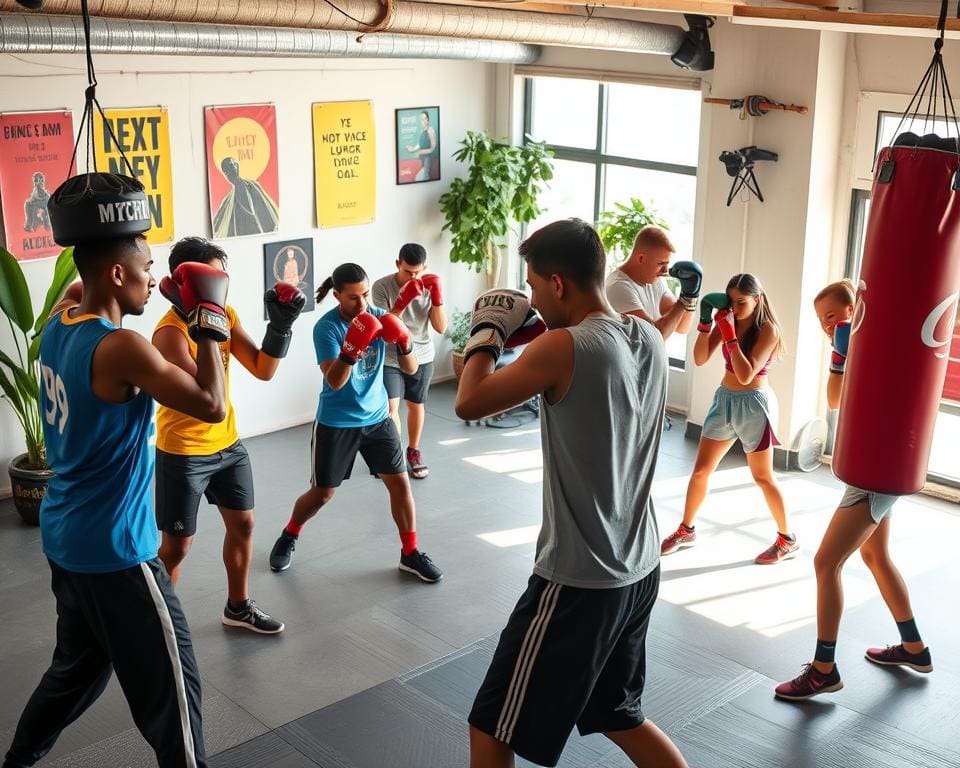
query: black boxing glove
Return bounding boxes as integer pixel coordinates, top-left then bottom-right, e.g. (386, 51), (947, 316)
(669, 260), (703, 310)
(262, 282), (306, 358)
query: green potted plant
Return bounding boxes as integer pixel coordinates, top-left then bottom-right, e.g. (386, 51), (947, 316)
(447, 309), (471, 380)
(439, 130), (554, 288)
(596, 197), (680, 292)
(0, 245), (78, 525)
(597, 197), (670, 263)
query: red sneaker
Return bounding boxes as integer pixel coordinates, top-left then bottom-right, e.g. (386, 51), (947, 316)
(661, 525), (697, 555)
(865, 644), (933, 673)
(755, 534), (799, 565)
(774, 663), (843, 701)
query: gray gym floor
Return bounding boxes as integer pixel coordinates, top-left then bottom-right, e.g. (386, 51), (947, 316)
(2, 381), (959, 767)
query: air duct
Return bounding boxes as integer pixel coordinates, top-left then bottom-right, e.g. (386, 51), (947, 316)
(0, 0), (686, 55)
(0, 11), (540, 61)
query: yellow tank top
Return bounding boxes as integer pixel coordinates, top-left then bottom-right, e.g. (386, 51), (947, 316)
(154, 306), (238, 456)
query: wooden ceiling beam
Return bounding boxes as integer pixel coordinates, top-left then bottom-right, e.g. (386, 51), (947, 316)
(733, 6), (960, 35)
(422, 0), (742, 14)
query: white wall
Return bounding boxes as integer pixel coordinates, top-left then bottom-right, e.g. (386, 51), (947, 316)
(0, 53), (490, 495)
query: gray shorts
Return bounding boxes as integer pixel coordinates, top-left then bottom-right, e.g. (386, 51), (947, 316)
(838, 485), (898, 524)
(383, 362), (433, 404)
(702, 386), (780, 453)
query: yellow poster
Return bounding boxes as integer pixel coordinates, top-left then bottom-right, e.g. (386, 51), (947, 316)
(94, 107), (174, 244)
(312, 100), (375, 228)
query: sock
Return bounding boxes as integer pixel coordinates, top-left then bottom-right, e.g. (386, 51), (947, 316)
(896, 618), (922, 645)
(400, 530), (418, 556)
(285, 519), (303, 537)
(227, 598), (250, 612)
(814, 639), (837, 664)
(779, 531), (796, 542)
(681, 523), (695, 532)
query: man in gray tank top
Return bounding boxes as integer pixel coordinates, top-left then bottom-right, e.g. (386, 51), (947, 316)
(456, 219), (687, 768)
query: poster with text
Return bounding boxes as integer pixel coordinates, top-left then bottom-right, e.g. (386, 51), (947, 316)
(395, 106), (440, 184)
(94, 107), (174, 244)
(312, 100), (375, 228)
(204, 104), (280, 238)
(0, 111), (74, 260)
(263, 238), (315, 320)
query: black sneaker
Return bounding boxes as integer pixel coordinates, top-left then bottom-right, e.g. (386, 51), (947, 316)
(222, 599), (284, 634)
(269, 530), (297, 572)
(399, 549), (443, 583)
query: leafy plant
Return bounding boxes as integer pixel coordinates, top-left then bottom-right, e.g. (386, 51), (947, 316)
(447, 310), (472, 354)
(0, 246), (78, 470)
(596, 198), (669, 263)
(439, 131), (554, 276)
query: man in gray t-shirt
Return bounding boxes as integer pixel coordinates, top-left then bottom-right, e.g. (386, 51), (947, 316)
(457, 219), (687, 768)
(371, 243), (447, 479)
(605, 225), (695, 341)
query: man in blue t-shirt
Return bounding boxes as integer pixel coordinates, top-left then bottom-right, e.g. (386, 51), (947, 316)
(5, 174), (229, 768)
(268, 263), (442, 583)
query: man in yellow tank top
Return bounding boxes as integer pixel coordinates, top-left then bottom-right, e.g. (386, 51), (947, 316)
(153, 237), (305, 634)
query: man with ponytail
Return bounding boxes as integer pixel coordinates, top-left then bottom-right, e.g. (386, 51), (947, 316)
(268, 263), (443, 583)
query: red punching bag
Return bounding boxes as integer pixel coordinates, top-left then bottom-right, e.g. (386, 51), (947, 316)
(833, 141), (960, 493)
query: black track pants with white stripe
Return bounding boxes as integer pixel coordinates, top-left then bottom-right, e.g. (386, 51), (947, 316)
(4, 559), (206, 768)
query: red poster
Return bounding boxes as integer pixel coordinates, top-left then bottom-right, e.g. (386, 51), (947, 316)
(0, 111), (75, 260)
(204, 104), (280, 238)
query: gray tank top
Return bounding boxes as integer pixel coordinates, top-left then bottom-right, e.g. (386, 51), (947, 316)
(534, 313), (666, 589)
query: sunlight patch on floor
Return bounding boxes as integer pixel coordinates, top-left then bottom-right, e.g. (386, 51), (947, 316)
(477, 525), (541, 548)
(462, 449), (542, 474)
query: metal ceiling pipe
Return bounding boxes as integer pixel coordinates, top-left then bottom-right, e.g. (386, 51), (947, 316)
(0, 0), (686, 54)
(0, 11), (541, 61)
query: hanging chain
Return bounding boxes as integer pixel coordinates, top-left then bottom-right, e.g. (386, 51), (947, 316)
(65, 0), (137, 185)
(888, 0), (960, 154)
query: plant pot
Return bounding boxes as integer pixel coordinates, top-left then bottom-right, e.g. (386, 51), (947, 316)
(8, 453), (53, 526)
(452, 351), (465, 380)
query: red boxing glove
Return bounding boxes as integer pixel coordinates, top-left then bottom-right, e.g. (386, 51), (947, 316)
(420, 274), (443, 306)
(380, 313), (413, 356)
(505, 315), (547, 349)
(392, 278), (424, 313)
(340, 312), (382, 365)
(716, 309), (737, 344)
(167, 263), (230, 342)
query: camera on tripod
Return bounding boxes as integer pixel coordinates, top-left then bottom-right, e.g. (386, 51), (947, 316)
(719, 146), (779, 177)
(718, 146), (779, 205)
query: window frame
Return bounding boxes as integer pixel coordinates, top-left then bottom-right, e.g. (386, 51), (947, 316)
(521, 76), (699, 369)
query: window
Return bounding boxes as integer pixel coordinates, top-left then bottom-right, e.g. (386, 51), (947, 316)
(875, 111), (955, 155)
(522, 76), (701, 367)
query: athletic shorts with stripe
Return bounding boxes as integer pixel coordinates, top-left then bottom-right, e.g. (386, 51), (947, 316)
(4, 559), (206, 768)
(469, 566), (660, 767)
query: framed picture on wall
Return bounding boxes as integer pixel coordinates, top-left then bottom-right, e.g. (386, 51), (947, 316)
(263, 238), (315, 320)
(395, 106), (440, 185)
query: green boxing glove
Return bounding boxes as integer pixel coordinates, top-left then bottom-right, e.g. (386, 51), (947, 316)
(698, 291), (730, 333)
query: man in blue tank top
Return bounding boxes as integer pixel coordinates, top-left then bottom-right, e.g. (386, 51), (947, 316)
(4, 173), (229, 768)
(456, 219), (687, 768)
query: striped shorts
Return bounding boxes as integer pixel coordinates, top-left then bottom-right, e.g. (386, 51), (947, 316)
(468, 566), (660, 767)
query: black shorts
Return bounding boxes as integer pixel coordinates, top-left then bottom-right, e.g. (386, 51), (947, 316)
(468, 566), (661, 767)
(311, 418), (405, 488)
(383, 362), (434, 404)
(155, 441), (254, 537)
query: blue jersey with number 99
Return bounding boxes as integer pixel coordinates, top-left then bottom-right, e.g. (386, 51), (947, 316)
(38, 312), (157, 573)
